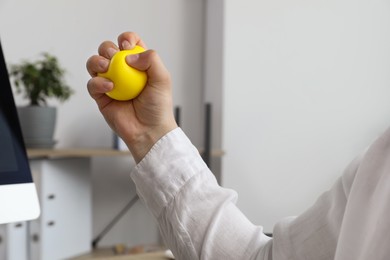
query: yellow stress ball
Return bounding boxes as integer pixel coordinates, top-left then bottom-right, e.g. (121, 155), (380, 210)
(98, 46), (147, 101)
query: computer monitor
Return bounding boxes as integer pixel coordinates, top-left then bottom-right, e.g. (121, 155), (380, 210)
(0, 39), (40, 224)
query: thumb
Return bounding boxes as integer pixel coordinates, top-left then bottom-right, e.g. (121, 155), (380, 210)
(126, 49), (171, 85)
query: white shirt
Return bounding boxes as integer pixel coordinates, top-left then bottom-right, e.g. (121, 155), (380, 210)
(131, 127), (390, 260)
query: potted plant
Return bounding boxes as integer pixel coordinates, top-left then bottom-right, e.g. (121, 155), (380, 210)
(9, 52), (73, 148)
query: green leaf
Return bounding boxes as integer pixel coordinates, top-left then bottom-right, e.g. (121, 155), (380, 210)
(8, 52), (74, 106)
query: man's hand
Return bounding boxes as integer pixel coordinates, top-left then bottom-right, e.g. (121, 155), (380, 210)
(86, 32), (178, 163)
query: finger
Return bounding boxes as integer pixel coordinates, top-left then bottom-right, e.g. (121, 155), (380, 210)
(86, 55), (110, 77)
(117, 32), (148, 50)
(87, 76), (114, 100)
(98, 41), (119, 59)
(125, 50), (170, 85)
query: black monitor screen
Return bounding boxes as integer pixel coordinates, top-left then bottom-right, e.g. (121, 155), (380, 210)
(0, 39), (33, 185)
(0, 111), (18, 172)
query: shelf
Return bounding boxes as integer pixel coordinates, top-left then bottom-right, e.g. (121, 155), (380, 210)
(27, 148), (224, 160)
(71, 247), (171, 260)
(27, 148), (131, 159)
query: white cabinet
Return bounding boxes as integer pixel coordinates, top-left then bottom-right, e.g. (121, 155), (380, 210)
(29, 158), (92, 260)
(0, 225), (5, 259)
(1, 157), (92, 260)
(2, 157), (92, 260)
(6, 222), (29, 260)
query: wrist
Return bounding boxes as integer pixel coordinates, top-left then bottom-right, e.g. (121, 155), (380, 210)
(126, 123), (178, 163)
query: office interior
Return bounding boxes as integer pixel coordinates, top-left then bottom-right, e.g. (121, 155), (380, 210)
(1, 0), (390, 259)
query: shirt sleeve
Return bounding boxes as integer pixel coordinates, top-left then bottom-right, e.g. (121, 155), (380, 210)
(130, 127), (362, 260)
(271, 154), (361, 259)
(131, 128), (273, 260)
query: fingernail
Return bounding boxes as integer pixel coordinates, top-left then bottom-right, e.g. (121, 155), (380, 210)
(107, 48), (117, 58)
(122, 40), (132, 49)
(126, 54), (139, 64)
(103, 81), (113, 92)
(98, 59), (109, 70)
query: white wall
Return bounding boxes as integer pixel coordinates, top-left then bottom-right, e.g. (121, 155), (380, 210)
(0, 0), (204, 249)
(222, 0), (390, 232)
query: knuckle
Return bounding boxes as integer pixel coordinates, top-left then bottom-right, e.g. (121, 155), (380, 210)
(86, 55), (97, 67)
(98, 41), (118, 57)
(147, 49), (157, 58)
(86, 82), (94, 96)
(86, 78), (95, 91)
(86, 55), (101, 76)
(162, 71), (172, 83)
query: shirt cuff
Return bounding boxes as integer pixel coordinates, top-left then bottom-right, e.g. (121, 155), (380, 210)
(130, 127), (208, 218)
